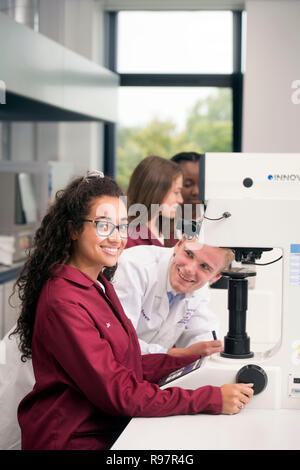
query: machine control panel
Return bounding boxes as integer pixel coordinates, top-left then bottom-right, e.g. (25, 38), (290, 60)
(289, 375), (300, 398)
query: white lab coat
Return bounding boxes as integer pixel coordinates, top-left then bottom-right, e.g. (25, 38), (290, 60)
(0, 327), (35, 450)
(113, 245), (219, 355)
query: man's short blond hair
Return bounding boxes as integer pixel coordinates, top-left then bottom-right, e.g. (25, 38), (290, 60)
(220, 248), (235, 271)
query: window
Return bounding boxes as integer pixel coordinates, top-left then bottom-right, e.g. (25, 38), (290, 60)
(118, 86), (232, 190)
(105, 10), (244, 190)
(118, 11), (233, 74)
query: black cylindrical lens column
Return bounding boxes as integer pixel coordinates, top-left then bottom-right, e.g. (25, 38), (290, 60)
(221, 276), (254, 359)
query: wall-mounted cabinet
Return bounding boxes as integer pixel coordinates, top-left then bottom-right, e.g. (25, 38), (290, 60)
(0, 12), (119, 123)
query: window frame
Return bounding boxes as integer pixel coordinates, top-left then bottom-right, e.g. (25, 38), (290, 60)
(104, 10), (243, 178)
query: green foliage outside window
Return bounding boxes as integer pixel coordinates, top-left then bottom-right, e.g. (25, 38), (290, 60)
(117, 89), (232, 192)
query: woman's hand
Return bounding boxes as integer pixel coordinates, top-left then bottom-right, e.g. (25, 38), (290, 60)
(220, 383), (254, 414)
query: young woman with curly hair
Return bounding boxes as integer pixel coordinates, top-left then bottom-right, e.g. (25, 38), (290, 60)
(8, 172), (252, 450)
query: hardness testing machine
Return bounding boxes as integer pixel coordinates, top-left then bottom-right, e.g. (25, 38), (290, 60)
(159, 153), (300, 410)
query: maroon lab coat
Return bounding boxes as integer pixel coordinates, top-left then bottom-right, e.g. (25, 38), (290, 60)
(126, 225), (164, 249)
(18, 265), (222, 450)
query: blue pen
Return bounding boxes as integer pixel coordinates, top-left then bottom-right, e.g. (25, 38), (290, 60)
(212, 330), (217, 340)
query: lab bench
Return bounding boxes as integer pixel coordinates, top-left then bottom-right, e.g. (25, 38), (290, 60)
(0, 262), (23, 339)
(111, 408), (300, 450)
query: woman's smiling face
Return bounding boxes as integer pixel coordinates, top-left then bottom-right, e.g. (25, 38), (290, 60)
(70, 196), (128, 274)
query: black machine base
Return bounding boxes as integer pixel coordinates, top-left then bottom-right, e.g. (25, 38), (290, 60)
(221, 351), (254, 359)
(220, 333), (254, 359)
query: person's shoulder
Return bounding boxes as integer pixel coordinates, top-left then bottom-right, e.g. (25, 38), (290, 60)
(189, 282), (210, 301)
(119, 244), (171, 266)
(43, 273), (95, 309)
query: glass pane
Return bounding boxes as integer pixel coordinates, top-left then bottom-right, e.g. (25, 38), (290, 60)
(117, 87), (232, 191)
(117, 11), (233, 74)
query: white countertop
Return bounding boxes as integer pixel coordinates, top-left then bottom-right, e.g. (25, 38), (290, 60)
(111, 409), (300, 450)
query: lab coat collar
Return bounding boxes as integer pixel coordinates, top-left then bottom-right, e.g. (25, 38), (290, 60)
(51, 264), (116, 298)
(50, 264), (98, 288)
(155, 250), (173, 299)
(50, 264), (136, 348)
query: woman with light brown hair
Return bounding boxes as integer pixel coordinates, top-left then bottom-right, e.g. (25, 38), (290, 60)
(126, 155), (183, 248)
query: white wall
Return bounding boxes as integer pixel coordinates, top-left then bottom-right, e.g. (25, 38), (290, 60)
(243, 0), (300, 152)
(58, 122), (103, 177)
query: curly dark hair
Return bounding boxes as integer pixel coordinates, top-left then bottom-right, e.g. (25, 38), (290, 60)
(171, 151), (203, 164)
(11, 173), (124, 362)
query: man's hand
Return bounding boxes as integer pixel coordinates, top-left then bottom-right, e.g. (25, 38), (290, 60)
(167, 340), (223, 358)
(220, 383), (254, 414)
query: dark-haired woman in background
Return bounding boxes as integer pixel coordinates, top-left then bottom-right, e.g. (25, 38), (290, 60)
(169, 152), (228, 290)
(11, 171), (243, 451)
(165, 152), (204, 247)
(171, 151), (204, 221)
(126, 155), (183, 248)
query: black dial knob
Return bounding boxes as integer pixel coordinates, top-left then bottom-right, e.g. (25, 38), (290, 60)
(236, 364), (268, 395)
(243, 177), (253, 188)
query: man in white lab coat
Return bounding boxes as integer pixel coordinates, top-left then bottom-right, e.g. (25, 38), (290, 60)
(113, 237), (234, 357)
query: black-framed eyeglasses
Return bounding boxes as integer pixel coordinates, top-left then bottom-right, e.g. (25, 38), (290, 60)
(82, 219), (129, 238)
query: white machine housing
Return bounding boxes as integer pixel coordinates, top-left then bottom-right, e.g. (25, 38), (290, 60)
(161, 153), (300, 410)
